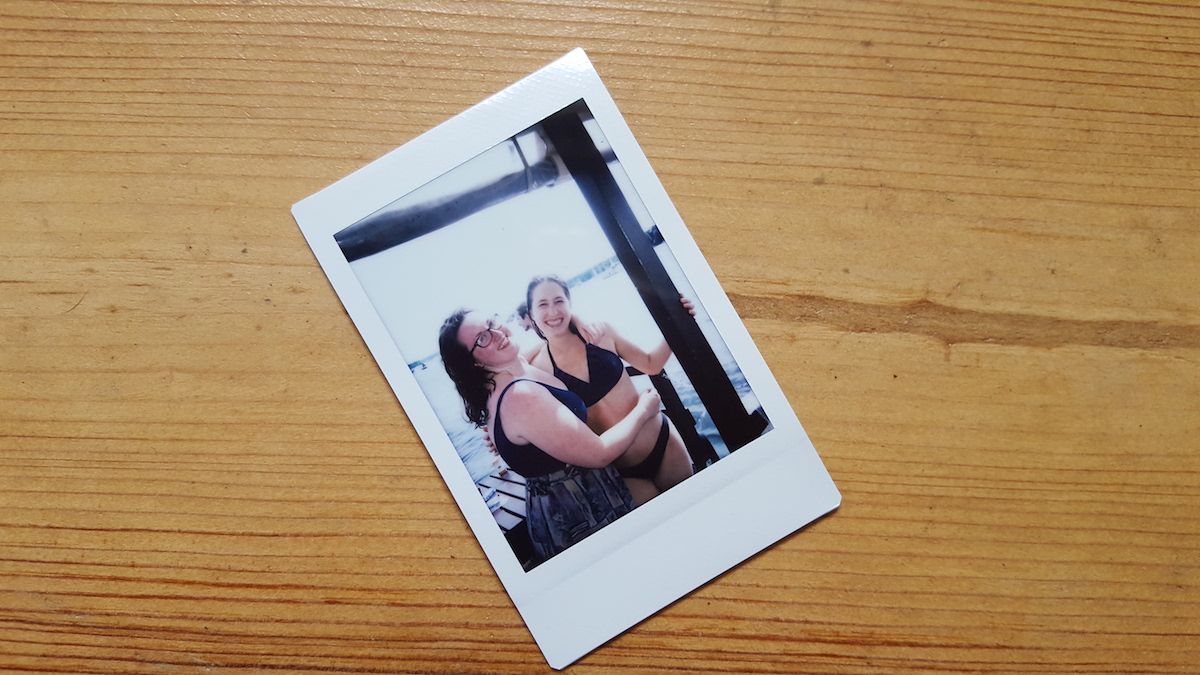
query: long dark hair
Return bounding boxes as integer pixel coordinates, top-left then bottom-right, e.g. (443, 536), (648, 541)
(439, 309), (493, 428)
(525, 275), (580, 340)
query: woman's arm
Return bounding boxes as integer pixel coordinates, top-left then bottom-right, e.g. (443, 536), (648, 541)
(608, 295), (696, 375)
(502, 382), (660, 469)
(610, 325), (672, 376)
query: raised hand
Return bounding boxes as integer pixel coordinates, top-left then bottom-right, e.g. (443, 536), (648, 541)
(680, 293), (696, 317)
(576, 318), (604, 344)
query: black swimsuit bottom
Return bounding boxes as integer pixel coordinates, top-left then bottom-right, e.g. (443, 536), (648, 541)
(616, 412), (670, 481)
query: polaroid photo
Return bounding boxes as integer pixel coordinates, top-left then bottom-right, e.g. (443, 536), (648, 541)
(291, 49), (840, 669)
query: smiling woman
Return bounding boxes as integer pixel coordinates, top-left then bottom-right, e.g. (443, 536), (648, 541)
(525, 275), (695, 506)
(438, 308), (662, 569)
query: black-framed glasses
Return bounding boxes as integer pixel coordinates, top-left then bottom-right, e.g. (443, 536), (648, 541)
(470, 315), (502, 354)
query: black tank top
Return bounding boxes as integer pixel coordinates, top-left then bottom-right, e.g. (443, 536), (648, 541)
(492, 379), (589, 477)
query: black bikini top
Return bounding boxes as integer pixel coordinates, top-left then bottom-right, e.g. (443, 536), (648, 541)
(492, 379), (588, 477)
(547, 340), (624, 407)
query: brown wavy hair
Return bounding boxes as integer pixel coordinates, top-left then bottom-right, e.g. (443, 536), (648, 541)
(438, 309), (493, 428)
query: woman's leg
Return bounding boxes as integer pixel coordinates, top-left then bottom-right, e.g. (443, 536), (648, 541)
(621, 476), (659, 507)
(653, 420), (694, 492)
(615, 414), (693, 495)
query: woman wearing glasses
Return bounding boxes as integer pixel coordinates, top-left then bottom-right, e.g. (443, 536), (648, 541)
(439, 309), (661, 568)
(524, 275), (694, 506)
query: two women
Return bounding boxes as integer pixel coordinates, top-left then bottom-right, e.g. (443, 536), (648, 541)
(439, 309), (661, 567)
(524, 276), (695, 505)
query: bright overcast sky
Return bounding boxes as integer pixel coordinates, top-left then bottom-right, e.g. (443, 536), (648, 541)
(348, 175), (617, 362)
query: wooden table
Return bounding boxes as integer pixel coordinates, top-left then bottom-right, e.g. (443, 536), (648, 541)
(3, 1), (1198, 672)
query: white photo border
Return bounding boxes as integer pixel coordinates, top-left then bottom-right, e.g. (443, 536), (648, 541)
(292, 49), (840, 669)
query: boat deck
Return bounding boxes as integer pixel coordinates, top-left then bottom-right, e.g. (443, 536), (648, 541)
(477, 470), (527, 532)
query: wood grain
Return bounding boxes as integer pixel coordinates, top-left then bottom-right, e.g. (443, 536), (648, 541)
(2, 0), (1198, 672)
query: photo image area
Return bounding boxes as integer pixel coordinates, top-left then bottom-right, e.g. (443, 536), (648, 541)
(335, 101), (772, 570)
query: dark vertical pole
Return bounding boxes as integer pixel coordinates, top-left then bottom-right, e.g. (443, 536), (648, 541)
(541, 108), (768, 451)
(648, 371), (721, 468)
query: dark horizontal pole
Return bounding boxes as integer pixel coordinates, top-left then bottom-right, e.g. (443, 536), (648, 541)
(335, 154), (559, 262)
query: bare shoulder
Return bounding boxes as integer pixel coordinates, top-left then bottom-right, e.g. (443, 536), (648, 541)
(523, 341), (548, 366)
(496, 380), (563, 434)
(500, 379), (551, 408)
